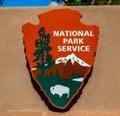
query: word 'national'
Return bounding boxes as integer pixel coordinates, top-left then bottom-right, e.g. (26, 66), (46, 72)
(53, 30), (94, 37)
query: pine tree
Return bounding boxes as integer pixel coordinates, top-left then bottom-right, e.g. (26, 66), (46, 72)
(33, 27), (55, 76)
(55, 71), (61, 79)
(53, 0), (120, 5)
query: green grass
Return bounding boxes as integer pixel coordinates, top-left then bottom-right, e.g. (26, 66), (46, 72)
(36, 73), (84, 108)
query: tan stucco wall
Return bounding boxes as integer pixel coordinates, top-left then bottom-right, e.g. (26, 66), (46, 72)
(0, 6), (120, 115)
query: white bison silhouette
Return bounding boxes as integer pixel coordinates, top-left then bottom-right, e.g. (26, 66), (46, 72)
(50, 85), (70, 98)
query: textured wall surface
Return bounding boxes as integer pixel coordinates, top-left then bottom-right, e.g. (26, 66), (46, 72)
(0, 6), (120, 115)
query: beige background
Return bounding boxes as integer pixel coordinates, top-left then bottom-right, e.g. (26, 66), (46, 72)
(0, 6), (120, 115)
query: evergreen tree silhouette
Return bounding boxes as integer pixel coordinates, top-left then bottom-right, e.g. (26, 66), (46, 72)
(55, 71), (61, 79)
(33, 27), (55, 76)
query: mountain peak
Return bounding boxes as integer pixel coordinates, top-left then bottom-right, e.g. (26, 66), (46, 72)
(55, 53), (90, 67)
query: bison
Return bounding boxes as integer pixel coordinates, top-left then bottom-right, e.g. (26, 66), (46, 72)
(50, 85), (70, 98)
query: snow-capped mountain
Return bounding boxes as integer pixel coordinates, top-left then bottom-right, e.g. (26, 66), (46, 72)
(55, 53), (90, 67)
(32, 53), (91, 80)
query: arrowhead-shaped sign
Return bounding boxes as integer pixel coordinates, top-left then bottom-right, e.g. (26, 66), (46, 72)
(22, 8), (99, 111)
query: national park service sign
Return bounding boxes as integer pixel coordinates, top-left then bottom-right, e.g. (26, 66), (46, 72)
(22, 8), (99, 111)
